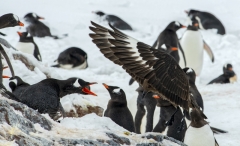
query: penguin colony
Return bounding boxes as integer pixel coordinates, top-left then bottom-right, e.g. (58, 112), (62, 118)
(0, 7), (236, 146)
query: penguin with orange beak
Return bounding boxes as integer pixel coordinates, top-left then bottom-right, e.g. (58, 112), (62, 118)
(103, 83), (135, 132)
(12, 77), (97, 120)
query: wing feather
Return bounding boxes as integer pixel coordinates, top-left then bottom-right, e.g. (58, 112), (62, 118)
(89, 21), (190, 109)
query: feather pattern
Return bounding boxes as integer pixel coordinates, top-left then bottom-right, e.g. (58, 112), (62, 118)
(89, 21), (190, 109)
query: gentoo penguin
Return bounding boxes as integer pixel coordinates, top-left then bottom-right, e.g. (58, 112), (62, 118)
(0, 13), (24, 29)
(134, 86), (157, 133)
(152, 96), (187, 142)
(16, 31), (42, 61)
(185, 9), (225, 35)
(103, 83), (135, 132)
(184, 108), (219, 146)
(0, 13), (24, 102)
(52, 47), (88, 69)
(179, 19), (214, 76)
(90, 21), (206, 112)
(208, 63), (237, 84)
(24, 13), (67, 39)
(12, 78), (97, 120)
(152, 68), (201, 141)
(152, 21), (186, 65)
(9, 76), (30, 97)
(93, 11), (133, 31)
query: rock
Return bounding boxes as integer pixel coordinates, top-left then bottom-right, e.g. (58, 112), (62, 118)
(65, 104), (103, 118)
(0, 98), (186, 146)
(0, 100), (36, 134)
(9, 102), (52, 130)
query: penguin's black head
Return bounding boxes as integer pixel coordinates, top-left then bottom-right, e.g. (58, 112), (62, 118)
(223, 63), (233, 71)
(0, 13), (24, 29)
(61, 78), (97, 96)
(190, 17), (200, 29)
(185, 9), (200, 16)
(102, 83), (126, 100)
(166, 21), (186, 31)
(17, 31), (33, 42)
(183, 67), (196, 83)
(190, 108), (207, 122)
(9, 76), (29, 91)
(93, 11), (105, 17)
(24, 13), (44, 22)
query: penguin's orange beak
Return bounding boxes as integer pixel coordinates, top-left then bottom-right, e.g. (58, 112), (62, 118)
(2, 75), (10, 78)
(17, 31), (22, 36)
(38, 17), (44, 20)
(82, 87), (97, 96)
(18, 21), (24, 26)
(181, 25), (186, 28)
(102, 83), (109, 89)
(194, 23), (199, 27)
(3, 66), (8, 70)
(153, 95), (160, 99)
(184, 10), (189, 14)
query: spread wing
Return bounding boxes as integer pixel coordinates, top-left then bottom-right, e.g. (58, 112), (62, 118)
(89, 21), (190, 109)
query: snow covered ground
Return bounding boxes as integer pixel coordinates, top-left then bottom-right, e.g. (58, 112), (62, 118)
(1, 0), (240, 145)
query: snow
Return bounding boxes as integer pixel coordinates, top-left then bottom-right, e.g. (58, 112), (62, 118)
(1, 0), (240, 145)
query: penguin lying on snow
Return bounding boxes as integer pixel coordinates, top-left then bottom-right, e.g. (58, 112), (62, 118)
(152, 21), (187, 66)
(16, 31), (42, 61)
(185, 9), (225, 35)
(184, 108), (219, 146)
(9, 76), (97, 120)
(24, 13), (67, 39)
(93, 11), (133, 31)
(179, 19), (214, 76)
(103, 83), (135, 132)
(52, 47), (88, 69)
(208, 63), (237, 84)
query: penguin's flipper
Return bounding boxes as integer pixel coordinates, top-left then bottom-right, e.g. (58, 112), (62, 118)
(207, 75), (225, 85)
(0, 45), (15, 77)
(210, 126), (228, 134)
(203, 40), (214, 62)
(215, 138), (219, 146)
(178, 41), (187, 67)
(0, 32), (6, 36)
(51, 64), (60, 68)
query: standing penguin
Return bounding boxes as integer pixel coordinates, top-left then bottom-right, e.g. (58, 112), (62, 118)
(13, 78), (97, 120)
(0, 13), (24, 102)
(103, 83), (135, 132)
(93, 11), (133, 31)
(52, 47), (88, 69)
(185, 9), (225, 35)
(179, 19), (214, 76)
(184, 108), (219, 146)
(152, 96), (187, 142)
(24, 13), (67, 39)
(208, 63), (237, 84)
(152, 21), (186, 65)
(16, 31), (42, 61)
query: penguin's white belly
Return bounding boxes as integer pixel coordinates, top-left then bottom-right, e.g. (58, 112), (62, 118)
(16, 42), (34, 55)
(179, 31), (203, 76)
(184, 125), (215, 146)
(59, 60), (87, 70)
